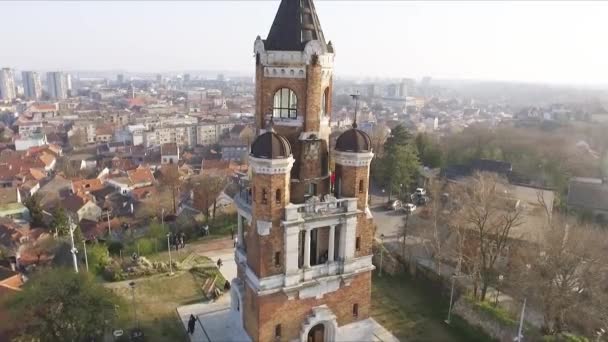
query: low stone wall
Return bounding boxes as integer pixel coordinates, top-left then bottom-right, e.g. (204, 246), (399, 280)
(372, 244), (405, 275)
(453, 298), (517, 342)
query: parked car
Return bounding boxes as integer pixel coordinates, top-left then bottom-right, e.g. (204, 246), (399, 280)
(403, 203), (417, 214)
(415, 188), (427, 196)
(385, 200), (402, 211)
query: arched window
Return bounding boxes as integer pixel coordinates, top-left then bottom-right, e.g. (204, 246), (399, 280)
(273, 88), (297, 119)
(321, 87), (330, 116)
(275, 189), (281, 204)
(262, 189), (268, 204)
(359, 179), (364, 194)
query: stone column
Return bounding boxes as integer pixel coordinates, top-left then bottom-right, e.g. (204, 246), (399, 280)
(328, 225), (335, 263)
(304, 228), (311, 268)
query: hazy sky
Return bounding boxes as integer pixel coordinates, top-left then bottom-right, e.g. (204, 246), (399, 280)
(2, 1), (608, 85)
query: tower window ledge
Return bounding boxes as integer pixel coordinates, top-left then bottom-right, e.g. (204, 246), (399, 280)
(266, 115), (303, 127)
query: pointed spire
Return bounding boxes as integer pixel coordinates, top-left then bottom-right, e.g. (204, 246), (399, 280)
(265, 0), (327, 52)
(267, 116), (276, 132)
(350, 93), (360, 129)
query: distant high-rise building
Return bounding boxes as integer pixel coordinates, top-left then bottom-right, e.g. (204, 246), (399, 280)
(217, 73), (225, 82)
(184, 73), (191, 83)
(0, 68), (16, 101)
(117, 74), (125, 85)
(46, 72), (68, 100)
(399, 78), (416, 98)
(127, 83), (135, 99)
(156, 74), (163, 85)
(22, 71), (42, 100)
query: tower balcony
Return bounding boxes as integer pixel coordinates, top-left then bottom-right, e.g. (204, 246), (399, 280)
(284, 195), (358, 222)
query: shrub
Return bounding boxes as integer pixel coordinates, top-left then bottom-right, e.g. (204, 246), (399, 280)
(87, 243), (110, 275)
(542, 333), (590, 342)
(107, 240), (124, 256)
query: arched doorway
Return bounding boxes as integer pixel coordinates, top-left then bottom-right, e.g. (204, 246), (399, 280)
(307, 323), (325, 342)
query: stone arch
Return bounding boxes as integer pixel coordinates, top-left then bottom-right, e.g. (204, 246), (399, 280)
(300, 305), (337, 342)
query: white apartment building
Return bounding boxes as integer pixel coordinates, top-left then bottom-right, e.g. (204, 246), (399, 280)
(0, 68), (16, 101)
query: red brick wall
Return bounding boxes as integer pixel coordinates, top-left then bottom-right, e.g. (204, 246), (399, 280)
(248, 271), (372, 342)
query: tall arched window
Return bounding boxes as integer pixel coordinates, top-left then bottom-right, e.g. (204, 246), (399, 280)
(275, 189), (281, 204)
(273, 88), (297, 119)
(321, 87), (329, 116)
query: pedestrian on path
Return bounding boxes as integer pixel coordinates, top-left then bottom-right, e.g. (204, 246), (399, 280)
(188, 314), (196, 335)
(217, 258), (223, 269)
(234, 236), (238, 248)
(230, 227), (234, 240)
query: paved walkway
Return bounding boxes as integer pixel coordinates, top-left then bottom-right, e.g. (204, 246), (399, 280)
(177, 247), (239, 342)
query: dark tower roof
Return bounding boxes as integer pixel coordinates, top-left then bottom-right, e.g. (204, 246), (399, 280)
(335, 128), (372, 153)
(264, 0), (328, 52)
(251, 130), (292, 159)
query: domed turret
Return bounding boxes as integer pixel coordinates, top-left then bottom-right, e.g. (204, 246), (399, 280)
(335, 126), (371, 153)
(250, 129), (292, 159)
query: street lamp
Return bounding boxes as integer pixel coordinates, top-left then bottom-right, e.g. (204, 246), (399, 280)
(82, 240), (89, 272)
(495, 274), (504, 306)
(445, 272), (465, 325)
(166, 233), (174, 275)
(129, 281), (139, 328)
(379, 234), (385, 277)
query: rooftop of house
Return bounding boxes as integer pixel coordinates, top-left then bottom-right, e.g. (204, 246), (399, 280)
(161, 143), (179, 156)
(72, 178), (105, 195)
(127, 166), (155, 185)
(0, 188), (17, 206)
(567, 177), (608, 212)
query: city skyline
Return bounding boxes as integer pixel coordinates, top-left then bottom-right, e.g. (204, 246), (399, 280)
(2, 1), (608, 86)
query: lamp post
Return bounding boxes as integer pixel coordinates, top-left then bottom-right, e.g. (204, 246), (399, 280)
(82, 240), (89, 272)
(161, 208), (165, 230)
(495, 274), (504, 306)
(129, 281), (139, 328)
(166, 233), (174, 275)
(379, 233), (385, 277)
(445, 273), (465, 325)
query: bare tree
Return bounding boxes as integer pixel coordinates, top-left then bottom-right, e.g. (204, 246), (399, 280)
(457, 172), (524, 301)
(513, 213), (608, 335)
(191, 174), (227, 223)
(158, 165), (182, 214)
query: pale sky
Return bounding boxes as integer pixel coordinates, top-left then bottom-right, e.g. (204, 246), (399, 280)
(2, 1), (608, 85)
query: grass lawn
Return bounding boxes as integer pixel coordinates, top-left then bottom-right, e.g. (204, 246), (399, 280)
(107, 257), (224, 342)
(372, 273), (495, 342)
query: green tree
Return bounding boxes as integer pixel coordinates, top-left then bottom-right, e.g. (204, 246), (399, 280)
(87, 243), (111, 274)
(50, 207), (70, 236)
(24, 194), (44, 227)
(8, 268), (122, 342)
(383, 144), (420, 200)
(414, 133), (444, 168)
(384, 124), (413, 154)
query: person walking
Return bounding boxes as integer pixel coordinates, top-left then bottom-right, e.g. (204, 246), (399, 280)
(230, 227), (234, 240)
(217, 258), (223, 269)
(187, 314), (196, 335)
(234, 236), (238, 248)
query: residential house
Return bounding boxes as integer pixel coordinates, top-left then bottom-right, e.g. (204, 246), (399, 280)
(63, 194), (102, 222)
(567, 177), (608, 222)
(161, 143), (179, 165)
(14, 133), (47, 151)
(0, 188), (29, 221)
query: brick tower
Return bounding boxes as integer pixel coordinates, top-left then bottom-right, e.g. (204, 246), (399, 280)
(231, 1), (378, 341)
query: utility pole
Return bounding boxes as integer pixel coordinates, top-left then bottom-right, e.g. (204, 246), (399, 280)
(107, 211), (112, 237)
(83, 240), (89, 272)
(379, 234), (385, 277)
(445, 276), (456, 324)
(68, 216), (79, 273)
(129, 281), (139, 328)
(514, 298), (527, 342)
(166, 234), (174, 275)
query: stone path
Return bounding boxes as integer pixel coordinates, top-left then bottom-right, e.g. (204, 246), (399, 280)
(177, 247), (240, 342)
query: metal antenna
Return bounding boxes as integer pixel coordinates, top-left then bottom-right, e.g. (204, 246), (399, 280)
(350, 92), (360, 128)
